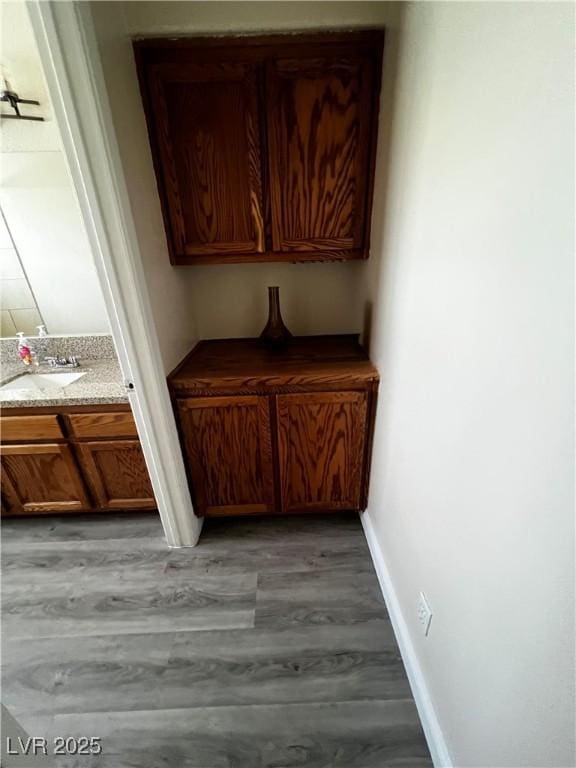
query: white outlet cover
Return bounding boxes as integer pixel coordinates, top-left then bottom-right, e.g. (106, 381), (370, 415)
(418, 591), (433, 636)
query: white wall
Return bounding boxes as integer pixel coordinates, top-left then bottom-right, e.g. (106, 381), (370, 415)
(90, 1), (199, 371)
(88, 3), (574, 763)
(0, 0), (59, 152)
(121, 0), (396, 36)
(0, 152), (110, 334)
(0, 1), (109, 335)
(365, 3), (574, 767)
(90, 1), (401, 352)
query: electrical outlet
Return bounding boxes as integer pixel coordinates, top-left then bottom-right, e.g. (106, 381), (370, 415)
(418, 592), (433, 636)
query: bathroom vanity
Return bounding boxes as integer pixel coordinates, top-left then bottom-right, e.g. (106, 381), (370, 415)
(0, 338), (156, 517)
(0, 403), (156, 517)
(169, 335), (379, 517)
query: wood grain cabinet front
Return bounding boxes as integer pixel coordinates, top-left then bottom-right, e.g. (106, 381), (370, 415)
(0, 415), (63, 442)
(266, 56), (374, 257)
(169, 336), (379, 518)
(177, 396), (275, 517)
(75, 440), (155, 511)
(135, 32), (383, 264)
(144, 61), (265, 259)
(276, 392), (368, 513)
(67, 411), (139, 439)
(0, 443), (89, 515)
(0, 406), (156, 517)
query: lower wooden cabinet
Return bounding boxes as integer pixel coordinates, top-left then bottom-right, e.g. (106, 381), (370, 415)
(0, 406), (156, 516)
(0, 443), (89, 515)
(277, 391), (368, 513)
(177, 396), (275, 517)
(169, 336), (379, 518)
(75, 440), (155, 511)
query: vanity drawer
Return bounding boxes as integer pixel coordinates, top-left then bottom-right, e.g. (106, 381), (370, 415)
(0, 415), (63, 442)
(68, 411), (138, 439)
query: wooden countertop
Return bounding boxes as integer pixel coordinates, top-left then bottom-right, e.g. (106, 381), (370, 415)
(168, 335), (379, 394)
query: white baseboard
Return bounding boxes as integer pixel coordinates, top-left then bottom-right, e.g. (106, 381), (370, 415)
(360, 511), (453, 768)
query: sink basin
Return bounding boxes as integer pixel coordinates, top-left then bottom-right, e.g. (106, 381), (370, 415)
(0, 371), (87, 392)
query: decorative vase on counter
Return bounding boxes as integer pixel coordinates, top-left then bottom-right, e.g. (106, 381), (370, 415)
(259, 286), (292, 345)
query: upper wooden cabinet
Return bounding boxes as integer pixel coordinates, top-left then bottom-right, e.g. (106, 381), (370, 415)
(144, 61), (265, 258)
(134, 32), (384, 264)
(266, 55), (375, 255)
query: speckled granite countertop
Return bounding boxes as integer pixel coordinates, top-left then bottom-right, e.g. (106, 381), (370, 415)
(0, 360), (128, 408)
(0, 336), (128, 409)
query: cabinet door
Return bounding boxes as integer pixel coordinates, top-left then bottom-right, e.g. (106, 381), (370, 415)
(277, 392), (368, 513)
(75, 441), (156, 511)
(144, 60), (265, 261)
(178, 396), (275, 517)
(0, 443), (89, 515)
(266, 55), (375, 256)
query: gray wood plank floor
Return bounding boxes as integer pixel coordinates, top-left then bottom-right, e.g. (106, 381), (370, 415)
(1, 513), (432, 768)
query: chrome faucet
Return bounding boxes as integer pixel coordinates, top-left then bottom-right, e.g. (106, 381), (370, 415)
(44, 356), (80, 368)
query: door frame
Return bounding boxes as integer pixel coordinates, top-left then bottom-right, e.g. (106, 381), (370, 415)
(27, 1), (201, 546)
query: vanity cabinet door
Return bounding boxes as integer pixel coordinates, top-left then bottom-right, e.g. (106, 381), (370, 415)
(139, 59), (265, 263)
(266, 53), (376, 257)
(276, 391), (368, 513)
(0, 443), (90, 515)
(177, 396), (275, 517)
(75, 441), (156, 511)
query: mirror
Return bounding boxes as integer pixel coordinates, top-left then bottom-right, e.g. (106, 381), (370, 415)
(0, 2), (109, 340)
(0, 209), (44, 335)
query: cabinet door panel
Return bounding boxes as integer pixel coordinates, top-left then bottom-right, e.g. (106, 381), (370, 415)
(178, 396), (275, 517)
(75, 441), (155, 511)
(266, 57), (374, 253)
(146, 62), (265, 259)
(0, 444), (89, 515)
(277, 392), (367, 513)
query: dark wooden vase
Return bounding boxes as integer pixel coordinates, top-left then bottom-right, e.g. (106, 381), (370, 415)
(260, 286), (292, 344)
